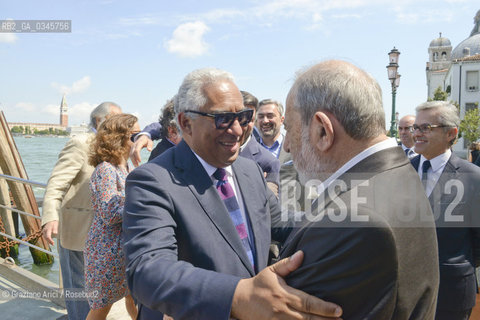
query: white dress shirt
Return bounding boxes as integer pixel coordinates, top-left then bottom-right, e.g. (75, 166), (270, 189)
(417, 149), (451, 197)
(193, 152), (254, 247)
(318, 138), (399, 195)
(401, 144), (417, 159)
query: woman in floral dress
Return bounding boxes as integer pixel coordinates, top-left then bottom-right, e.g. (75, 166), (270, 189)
(84, 113), (139, 320)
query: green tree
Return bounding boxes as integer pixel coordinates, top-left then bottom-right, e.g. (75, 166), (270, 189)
(459, 107), (480, 147)
(432, 86), (448, 101)
(11, 126), (23, 133)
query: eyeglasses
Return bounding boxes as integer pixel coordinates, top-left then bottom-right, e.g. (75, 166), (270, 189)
(410, 124), (452, 134)
(130, 132), (140, 142)
(184, 109), (254, 129)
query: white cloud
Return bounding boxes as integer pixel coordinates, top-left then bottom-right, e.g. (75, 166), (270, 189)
(15, 102), (35, 112)
(165, 21), (210, 58)
(173, 0), (378, 31)
(0, 33), (18, 43)
(394, 7), (455, 24)
(43, 104), (61, 116)
(68, 102), (96, 120)
(104, 31), (142, 40)
(43, 101), (95, 122)
(51, 76), (91, 95)
(193, 8), (245, 23)
(119, 16), (159, 26)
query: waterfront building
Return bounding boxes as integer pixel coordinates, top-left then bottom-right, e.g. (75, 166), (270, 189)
(7, 95), (69, 134)
(426, 9), (480, 155)
(69, 123), (89, 136)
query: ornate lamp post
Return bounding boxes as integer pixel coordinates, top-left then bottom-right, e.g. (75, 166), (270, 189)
(386, 47), (401, 138)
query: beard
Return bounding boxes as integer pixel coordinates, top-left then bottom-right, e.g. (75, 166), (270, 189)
(260, 123), (278, 137)
(293, 128), (326, 185)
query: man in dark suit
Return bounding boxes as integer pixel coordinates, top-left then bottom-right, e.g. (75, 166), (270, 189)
(279, 60), (439, 319)
(398, 114), (417, 159)
(147, 99), (181, 161)
(122, 68), (342, 320)
(131, 94), (280, 193)
(239, 90), (280, 194)
(410, 100), (480, 320)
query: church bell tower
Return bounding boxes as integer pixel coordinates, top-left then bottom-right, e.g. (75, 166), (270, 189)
(60, 94), (68, 127)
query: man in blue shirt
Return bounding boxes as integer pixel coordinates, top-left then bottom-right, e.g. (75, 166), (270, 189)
(255, 99), (287, 162)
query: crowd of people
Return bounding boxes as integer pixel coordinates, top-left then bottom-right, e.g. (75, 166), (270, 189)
(41, 60), (480, 320)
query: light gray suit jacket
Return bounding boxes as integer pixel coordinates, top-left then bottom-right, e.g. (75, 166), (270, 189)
(123, 140), (281, 320)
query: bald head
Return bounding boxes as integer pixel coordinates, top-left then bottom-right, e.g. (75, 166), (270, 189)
(288, 60), (385, 140)
(284, 60), (388, 182)
(398, 115), (415, 148)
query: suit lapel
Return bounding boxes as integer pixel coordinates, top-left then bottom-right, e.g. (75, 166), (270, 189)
(411, 155), (420, 171)
(174, 141), (255, 276)
(315, 147), (409, 212)
(233, 160), (268, 272)
(244, 137), (260, 157)
(281, 146), (408, 255)
(428, 154), (459, 218)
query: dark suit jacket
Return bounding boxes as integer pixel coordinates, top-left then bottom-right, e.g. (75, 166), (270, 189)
(123, 140), (281, 320)
(148, 137), (174, 161)
(240, 136), (280, 186)
(142, 121), (162, 140)
(281, 147), (439, 320)
(412, 154), (480, 312)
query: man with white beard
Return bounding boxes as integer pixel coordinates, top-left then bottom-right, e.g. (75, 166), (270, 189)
(278, 60), (439, 319)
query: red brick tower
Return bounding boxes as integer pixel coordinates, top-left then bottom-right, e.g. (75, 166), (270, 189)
(60, 94), (68, 127)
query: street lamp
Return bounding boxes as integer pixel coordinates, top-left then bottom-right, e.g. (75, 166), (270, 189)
(386, 47), (401, 138)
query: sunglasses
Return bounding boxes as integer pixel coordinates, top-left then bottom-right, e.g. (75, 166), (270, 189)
(185, 109), (254, 129)
(410, 124), (452, 134)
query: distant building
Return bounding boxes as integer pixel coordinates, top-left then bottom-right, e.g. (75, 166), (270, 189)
(426, 9), (480, 155)
(7, 95), (69, 133)
(60, 94), (68, 127)
(426, 33), (452, 98)
(69, 123), (89, 136)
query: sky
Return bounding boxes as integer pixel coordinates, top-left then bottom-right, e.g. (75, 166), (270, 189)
(0, 1), (479, 129)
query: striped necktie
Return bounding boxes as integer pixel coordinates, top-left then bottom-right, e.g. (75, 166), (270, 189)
(213, 168), (255, 268)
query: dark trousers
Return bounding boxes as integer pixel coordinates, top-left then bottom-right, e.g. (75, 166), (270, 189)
(435, 308), (472, 320)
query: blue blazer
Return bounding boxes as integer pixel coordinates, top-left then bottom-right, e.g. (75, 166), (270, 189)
(411, 153), (480, 312)
(123, 140), (281, 319)
(240, 135), (280, 186)
(148, 138), (174, 161)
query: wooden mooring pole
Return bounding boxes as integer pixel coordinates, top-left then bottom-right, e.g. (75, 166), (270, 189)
(0, 111), (53, 265)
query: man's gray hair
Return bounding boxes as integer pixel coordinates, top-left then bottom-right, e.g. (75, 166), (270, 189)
(174, 68), (235, 117)
(416, 101), (460, 146)
(89, 101), (121, 129)
(258, 99), (284, 116)
(289, 60), (385, 140)
(416, 101), (460, 129)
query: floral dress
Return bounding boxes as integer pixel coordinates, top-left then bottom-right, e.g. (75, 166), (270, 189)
(84, 161), (129, 309)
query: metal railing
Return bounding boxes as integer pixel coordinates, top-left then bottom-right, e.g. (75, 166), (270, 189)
(0, 173), (58, 258)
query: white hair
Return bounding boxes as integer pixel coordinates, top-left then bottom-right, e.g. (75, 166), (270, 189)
(289, 60), (385, 140)
(174, 68), (235, 118)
